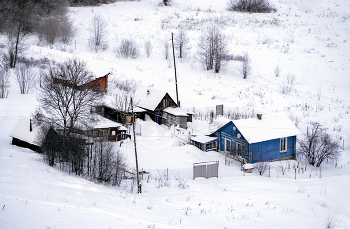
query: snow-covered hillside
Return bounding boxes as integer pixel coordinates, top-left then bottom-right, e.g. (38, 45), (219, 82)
(1, 0), (350, 228)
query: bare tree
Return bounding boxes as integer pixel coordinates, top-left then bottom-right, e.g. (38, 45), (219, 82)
(38, 15), (75, 45)
(164, 40), (170, 59)
(175, 26), (191, 59)
(15, 63), (36, 94)
(241, 52), (252, 79)
(254, 161), (268, 175)
(1, 34), (27, 69)
(88, 14), (108, 52)
(38, 58), (103, 137)
(144, 40), (153, 58)
(90, 140), (128, 185)
(116, 39), (140, 59)
(113, 91), (133, 124)
(298, 123), (340, 167)
(0, 68), (10, 98)
(197, 24), (228, 73)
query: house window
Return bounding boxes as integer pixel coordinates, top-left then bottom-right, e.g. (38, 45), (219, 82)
(112, 131), (116, 136)
(237, 143), (242, 156)
(280, 138), (287, 152)
(206, 142), (216, 151)
(226, 139), (231, 152)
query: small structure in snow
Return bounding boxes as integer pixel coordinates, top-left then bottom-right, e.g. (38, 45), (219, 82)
(242, 163), (254, 173)
(162, 107), (188, 129)
(86, 116), (130, 142)
(191, 135), (217, 151)
(10, 117), (41, 152)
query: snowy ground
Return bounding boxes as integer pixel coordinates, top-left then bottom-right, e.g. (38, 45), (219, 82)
(1, 0), (350, 228)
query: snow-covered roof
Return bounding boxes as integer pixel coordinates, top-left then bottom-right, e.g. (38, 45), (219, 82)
(102, 95), (146, 112)
(163, 107), (188, 116)
(243, 164), (254, 169)
(92, 117), (122, 129)
(232, 112), (301, 144)
(9, 117), (41, 147)
(134, 85), (175, 111)
(191, 135), (217, 144)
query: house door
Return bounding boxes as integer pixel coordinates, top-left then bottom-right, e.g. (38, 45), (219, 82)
(156, 113), (162, 125)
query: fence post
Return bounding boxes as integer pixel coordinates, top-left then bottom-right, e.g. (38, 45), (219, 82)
(295, 168), (296, 180)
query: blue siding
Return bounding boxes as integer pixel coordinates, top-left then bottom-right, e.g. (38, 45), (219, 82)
(212, 121), (297, 163)
(250, 136), (296, 163)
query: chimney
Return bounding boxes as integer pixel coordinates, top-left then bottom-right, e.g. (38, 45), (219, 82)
(147, 89), (150, 96)
(257, 114), (262, 120)
(30, 119), (32, 132)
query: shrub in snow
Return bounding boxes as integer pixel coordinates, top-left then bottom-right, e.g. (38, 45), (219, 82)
(227, 0), (276, 13)
(144, 40), (153, 58)
(254, 161), (268, 175)
(115, 39), (140, 59)
(15, 64), (36, 94)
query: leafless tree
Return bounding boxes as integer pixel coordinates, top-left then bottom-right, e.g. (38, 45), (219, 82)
(0, 68), (10, 98)
(88, 14), (108, 52)
(278, 161), (287, 175)
(144, 40), (153, 57)
(254, 161), (268, 175)
(91, 140), (128, 185)
(116, 39), (140, 59)
(38, 15), (75, 45)
(298, 122), (340, 167)
(274, 64), (281, 77)
(164, 40), (170, 59)
(241, 52), (252, 79)
(197, 24), (228, 73)
(175, 26), (191, 59)
(38, 58), (103, 137)
(1, 34), (27, 69)
(227, 0), (276, 13)
(15, 63), (36, 94)
(113, 91), (133, 124)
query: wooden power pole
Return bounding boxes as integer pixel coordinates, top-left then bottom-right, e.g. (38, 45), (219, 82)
(131, 97), (141, 193)
(172, 32), (179, 107)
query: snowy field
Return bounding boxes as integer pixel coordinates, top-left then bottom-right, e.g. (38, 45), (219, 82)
(1, 0), (350, 228)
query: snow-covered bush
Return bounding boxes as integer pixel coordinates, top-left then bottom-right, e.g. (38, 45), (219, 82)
(0, 68), (10, 98)
(227, 0), (276, 13)
(115, 39), (140, 59)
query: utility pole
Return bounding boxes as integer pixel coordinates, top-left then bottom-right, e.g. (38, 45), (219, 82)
(131, 97), (141, 193)
(172, 32), (179, 107)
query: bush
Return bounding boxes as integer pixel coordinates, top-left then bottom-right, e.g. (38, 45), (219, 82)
(227, 0), (276, 13)
(116, 39), (140, 59)
(15, 64), (36, 94)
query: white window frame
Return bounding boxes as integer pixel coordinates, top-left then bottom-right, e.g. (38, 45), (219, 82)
(280, 138), (287, 152)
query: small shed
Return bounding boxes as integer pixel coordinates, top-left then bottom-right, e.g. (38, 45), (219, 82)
(9, 117), (42, 152)
(87, 117), (130, 142)
(162, 107), (188, 129)
(191, 135), (218, 152)
(242, 163), (254, 173)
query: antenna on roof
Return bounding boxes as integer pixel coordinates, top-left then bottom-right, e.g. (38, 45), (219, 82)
(171, 32), (179, 107)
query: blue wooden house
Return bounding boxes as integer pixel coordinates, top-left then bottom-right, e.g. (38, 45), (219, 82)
(195, 112), (301, 163)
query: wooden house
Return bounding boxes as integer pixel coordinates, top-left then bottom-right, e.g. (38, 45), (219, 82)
(53, 73), (109, 92)
(86, 117), (130, 142)
(10, 117), (42, 152)
(210, 112), (301, 163)
(134, 86), (178, 125)
(162, 107), (188, 129)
